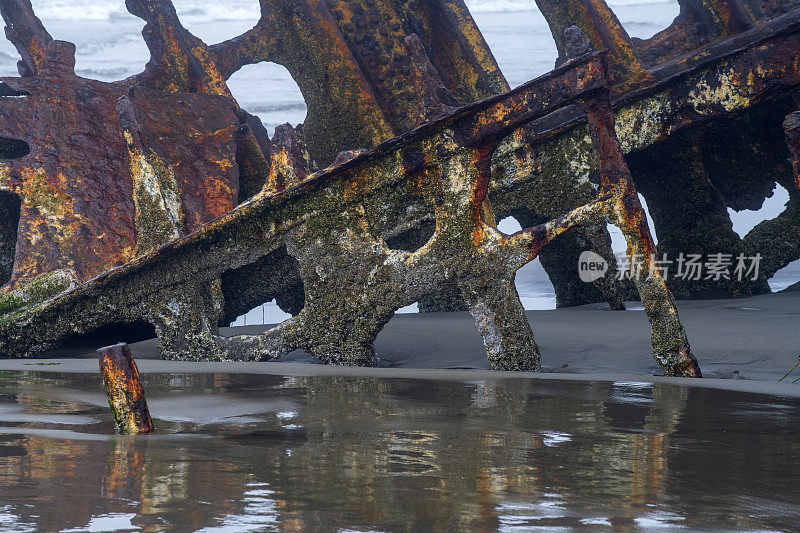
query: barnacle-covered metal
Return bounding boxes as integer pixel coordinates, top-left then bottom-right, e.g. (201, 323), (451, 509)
(0, 40), (702, 376)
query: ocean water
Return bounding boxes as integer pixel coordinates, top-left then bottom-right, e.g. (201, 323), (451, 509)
(0, 1), (796, 323)
(0, 371), (799, 532)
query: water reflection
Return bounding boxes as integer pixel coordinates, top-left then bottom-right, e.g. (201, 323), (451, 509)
(0, 371), (798, 531)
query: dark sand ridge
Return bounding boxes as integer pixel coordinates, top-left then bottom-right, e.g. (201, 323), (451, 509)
(1, 291), (798, 394)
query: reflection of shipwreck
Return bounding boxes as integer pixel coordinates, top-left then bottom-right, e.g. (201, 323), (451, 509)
(1, 0), (799, 375)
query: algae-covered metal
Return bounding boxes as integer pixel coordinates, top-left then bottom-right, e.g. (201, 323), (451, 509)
(0, 41), (701, 377)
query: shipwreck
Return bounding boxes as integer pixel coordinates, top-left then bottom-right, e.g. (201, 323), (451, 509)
(1, 0), (800, 377)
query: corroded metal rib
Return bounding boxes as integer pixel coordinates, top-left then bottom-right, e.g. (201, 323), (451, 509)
(0, 51), (699, 376)
(534, 0), (651, 88)
(0, 0), (51, 77)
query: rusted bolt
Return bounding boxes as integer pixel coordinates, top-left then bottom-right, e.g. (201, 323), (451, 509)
(97, 343), (153, 435)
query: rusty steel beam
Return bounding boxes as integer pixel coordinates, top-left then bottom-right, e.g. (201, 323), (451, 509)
(574, 44), (699, 376)
(98, 343), (154, 435)
(490, 8), (800, 300)
(119, 0), (625, 311)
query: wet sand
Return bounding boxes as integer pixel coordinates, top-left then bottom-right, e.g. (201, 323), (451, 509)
(1, 291), (798, 391)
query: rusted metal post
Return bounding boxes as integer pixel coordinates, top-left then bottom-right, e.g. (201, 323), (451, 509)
(97, 343), (153, 435)
(567, 29), (702, 377)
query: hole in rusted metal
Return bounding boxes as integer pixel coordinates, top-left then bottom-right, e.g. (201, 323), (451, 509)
(0, 83), (29, 97)
(395, 302), (419, 314)
(728, 183), (790, 238)
(385, 218), (436, 253)
(771, 258), (800, 292)
(220, 245), (305, 325)
(228, 299), (292, 327)
(0, 136), (30, 159)
(228, 63), (308, 135)
(497, 216), (558, 310)
(0, 191), (20, 287)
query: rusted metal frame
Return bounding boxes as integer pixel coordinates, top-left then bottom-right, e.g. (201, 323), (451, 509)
(632, 0), (769, 67)
(498, 8), (800, 158)
(0, 0), (51, 77)
(0, 54), (616, 359)
(124, 0), (232, 97)
(209, 0), (396, 165)
(512, 9), (800, 157)
(643, 7), (800, 85)
(578, 59), (702, 377)
(505, 196), (615, 266)
(206, 2), (277, 80)
(506, 9), (800, 187)
(0, 36), (242, 302)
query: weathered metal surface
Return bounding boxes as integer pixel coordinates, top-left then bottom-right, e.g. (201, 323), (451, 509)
(98, 342), (154, 435)
(117, 0), (627, 311)
(0, 47), (700, 376)
(491, 7), (800, 301)
(205, 0), (509, 167)
(0, 0), (51, 77)
(0, 38), (242, 314)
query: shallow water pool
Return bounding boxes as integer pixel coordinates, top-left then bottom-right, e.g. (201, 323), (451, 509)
(0, 371), (798, 531)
